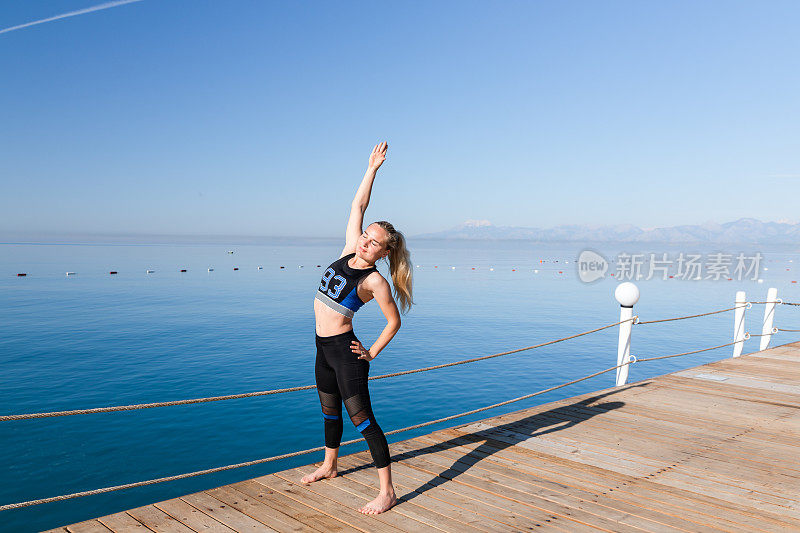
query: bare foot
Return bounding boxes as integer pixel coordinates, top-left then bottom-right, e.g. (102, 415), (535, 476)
(300, 464), (337, 484)
(358, 491), (397, 514)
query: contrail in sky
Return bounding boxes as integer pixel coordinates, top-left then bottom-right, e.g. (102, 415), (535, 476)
(0, 0), (143, 35)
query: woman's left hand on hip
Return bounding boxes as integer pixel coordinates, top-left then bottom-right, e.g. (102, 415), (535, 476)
(351, 340), (374, 361)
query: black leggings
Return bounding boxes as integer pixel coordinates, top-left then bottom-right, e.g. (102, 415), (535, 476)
(314, 329), (391, 469)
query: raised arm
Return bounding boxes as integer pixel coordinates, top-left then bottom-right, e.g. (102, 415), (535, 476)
(340, 142), (388, 258)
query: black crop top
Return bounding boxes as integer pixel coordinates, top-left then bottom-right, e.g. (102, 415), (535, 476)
(315, 253), (378, 318)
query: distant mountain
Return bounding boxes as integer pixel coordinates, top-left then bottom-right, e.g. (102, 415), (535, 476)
(412, 218), (800, 244)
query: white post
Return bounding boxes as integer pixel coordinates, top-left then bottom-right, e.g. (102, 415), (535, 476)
(760, 287), (778, 351)
(615, 282), (640, 386)
(732, 291), (747, 358)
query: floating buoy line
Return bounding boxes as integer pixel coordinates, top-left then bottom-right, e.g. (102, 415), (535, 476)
(10, 257), (798, 281)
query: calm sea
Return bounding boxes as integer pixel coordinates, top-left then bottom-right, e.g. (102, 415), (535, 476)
(1, 238), (798, 531)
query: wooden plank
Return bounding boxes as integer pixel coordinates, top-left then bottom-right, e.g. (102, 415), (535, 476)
(659, 371), (800, 404)
(456, 420), (654, 476)
(452, 421), (800, 520)
(253, 473), (402, 533)
(550, 399), (800, 459)
(386, 442), (648, 533)
(490, 415), (800, 509)
(434, 428), (800, 532)
(673, 370), (800, 394)
(179, 490), (278, 532)
(586, 395), (799, 448)
(333, 454), (510, 533)
(273, 467), (437, 533)
(508, 404), (800, 475)
(390, 436), (706, 533)
(720, 354), (800, 371)
(232, 479), (357, 532)
(748, 352), (800, 362)
(153, 495), (237, 532)
(338, 456), (544, 532)
(693, 359), (800, 382)
(63, 520), (113, 533)
(125, 505), (196, 533)
(618, 396), (800, 449)
(205, 484), (322, 533)
(412, 433), (755, 533)
(295, 456), (485, 533)
(379, 455), (590, 532)
(96, 511), (152, 532)
(508, 411), (800, 499)
(614, 387), (795, 430)
(649, 376), (800, 411)
(630, 382), (797, 420)
(284, 464), (480, 531)
(539, 403), (800, 472)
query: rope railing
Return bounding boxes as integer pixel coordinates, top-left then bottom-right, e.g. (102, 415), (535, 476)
(7, 297), (790, 422)
(777, 328), (800, 332)
(4, 298), (794, 422)
(634, 339), (743, 362)
(0, 336), (735, 512)
(633, 303), (750, 325)
(0, 317), (635, 422)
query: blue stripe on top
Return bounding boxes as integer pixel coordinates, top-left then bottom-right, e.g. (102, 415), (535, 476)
(339, 286), (367, 313)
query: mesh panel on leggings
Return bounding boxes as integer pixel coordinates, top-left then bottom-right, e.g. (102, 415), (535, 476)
(343, 394), (370, 428)
(317, 390), (341, 418)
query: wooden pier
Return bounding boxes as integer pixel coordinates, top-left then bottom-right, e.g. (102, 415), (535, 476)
(49, 341), (800, 532)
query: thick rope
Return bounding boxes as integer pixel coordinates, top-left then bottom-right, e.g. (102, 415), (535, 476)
(0, 336), (738, 512)
(782, 301), (800, 306)
(777, 328), (800, 332)
(634, 303), (749, 325)
(1, 317), (635, 422)
(635, 340), (742, 362)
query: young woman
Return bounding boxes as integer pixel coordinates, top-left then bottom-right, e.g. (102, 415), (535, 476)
(301, 141), (414, 515)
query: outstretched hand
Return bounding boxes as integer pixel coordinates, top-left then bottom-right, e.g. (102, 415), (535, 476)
(368, 141), (388, 170)
(351, 340), (374, 361)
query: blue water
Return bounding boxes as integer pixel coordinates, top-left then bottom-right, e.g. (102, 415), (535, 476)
(1, 238), (799, 531)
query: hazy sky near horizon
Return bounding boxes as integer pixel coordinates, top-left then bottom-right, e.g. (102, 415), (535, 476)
(2, 1), (799, 238)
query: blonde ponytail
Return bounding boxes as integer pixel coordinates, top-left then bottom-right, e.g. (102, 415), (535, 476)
(375, 220), (414, 314)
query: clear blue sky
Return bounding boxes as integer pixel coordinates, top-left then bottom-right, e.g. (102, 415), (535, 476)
(1, 1), (799, 238)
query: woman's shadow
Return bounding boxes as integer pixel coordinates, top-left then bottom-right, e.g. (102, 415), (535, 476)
(343, 383), (647, 503)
